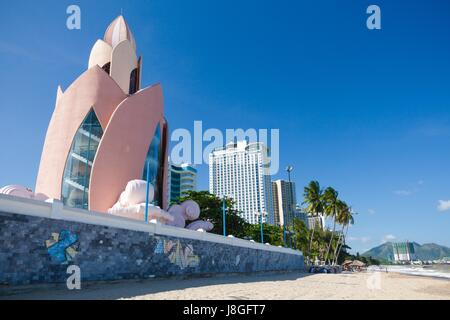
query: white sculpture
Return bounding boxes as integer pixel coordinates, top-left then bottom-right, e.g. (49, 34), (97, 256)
(185, 220), (214, 232)
(0, 185), (48, 201)
(106, 180), (214, 232)
(108, 180), (173, 224)
(180, 200), (200, 220)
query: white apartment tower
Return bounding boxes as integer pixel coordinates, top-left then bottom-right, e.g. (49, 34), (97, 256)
(272, 179), (296, 226)
(209, 141), (274, 224)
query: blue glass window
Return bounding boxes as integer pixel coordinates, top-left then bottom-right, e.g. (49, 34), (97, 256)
(61, 109), (103, 209)
(142, 123), (162, 206)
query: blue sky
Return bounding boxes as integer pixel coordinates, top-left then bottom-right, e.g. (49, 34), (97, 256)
(0, 0), (449, 253)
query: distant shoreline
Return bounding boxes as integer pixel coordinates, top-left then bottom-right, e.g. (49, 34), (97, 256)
(376, 265), (450, 281)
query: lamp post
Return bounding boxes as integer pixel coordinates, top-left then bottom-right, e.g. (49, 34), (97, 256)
(286, 165), (293, 183)
(222, 196), (227, 237)
(259, 212), (265, 244)
(286, 165), (294, 248)
(144, 159), (151, 223)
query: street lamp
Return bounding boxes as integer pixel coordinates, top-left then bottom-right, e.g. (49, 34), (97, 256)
(222, 196), (227, 237)
(285, 165), (294, 248)
(286, 165), (293, 182)
(144, 159), (151, 223)
(257, 212), (265, 244)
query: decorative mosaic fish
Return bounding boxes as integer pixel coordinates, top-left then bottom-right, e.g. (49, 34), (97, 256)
(46, 230), (78, 264)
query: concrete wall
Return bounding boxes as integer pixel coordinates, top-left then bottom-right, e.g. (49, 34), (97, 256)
(0, 195), (303, 286)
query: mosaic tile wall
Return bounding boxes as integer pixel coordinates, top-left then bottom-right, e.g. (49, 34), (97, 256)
(0, 211), (304, 286)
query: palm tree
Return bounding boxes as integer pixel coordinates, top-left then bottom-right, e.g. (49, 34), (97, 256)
(331, 203), (347, 265)
(303, 181), (324, 258)
(333, 205), (355, 265)
(323, 187), (343, 264)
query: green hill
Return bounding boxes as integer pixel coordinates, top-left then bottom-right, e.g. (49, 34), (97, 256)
(362, 242), (450, 261)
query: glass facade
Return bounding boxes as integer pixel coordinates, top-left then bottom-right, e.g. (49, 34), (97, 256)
(169, 164), (197, 203)
(61, 109), (104, 209)
(142, 123), (162, 206)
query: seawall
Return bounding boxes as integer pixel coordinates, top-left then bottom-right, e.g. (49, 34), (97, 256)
(0, 194), (303, 286)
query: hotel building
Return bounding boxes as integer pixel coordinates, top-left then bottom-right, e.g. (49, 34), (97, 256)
(209, 141), (274, 225)
(272, 179), (297, 226)
(169, 163), (197, 203)
(307, 215), (326, 231)
(392, 241), (416, 263)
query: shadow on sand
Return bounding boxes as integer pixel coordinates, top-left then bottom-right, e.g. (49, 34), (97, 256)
(1, 271), (314, 300)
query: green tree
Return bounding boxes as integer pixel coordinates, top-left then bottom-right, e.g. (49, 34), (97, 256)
(246, 223), (284, 246)
(292, 218), (310, 254)
(322, 187), (342, 263)
(179, 191), (250, 238)
(333, 205), (355, 265)
(303, 181), (324, 258)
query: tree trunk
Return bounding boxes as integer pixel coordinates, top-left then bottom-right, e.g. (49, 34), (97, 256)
(332, 225), (345, 265)
(308, 217), (316, 258)
(324, 213), (336, 264)
(335, 224), (348, 265)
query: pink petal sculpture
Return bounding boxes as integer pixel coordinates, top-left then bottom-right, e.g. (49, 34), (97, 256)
(35, 16), (169, 214)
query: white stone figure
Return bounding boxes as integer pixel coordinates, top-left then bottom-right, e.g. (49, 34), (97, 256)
(108, 180), (213, 231)
(180, 200), (200, 220)
(0, 185), (48, 201)
(167, 200), (213, 232)
(185, 220), (213, 232)
(117, 179), (154, 207)
(108, 180), (173, 224)
(166, 205), (186, 228)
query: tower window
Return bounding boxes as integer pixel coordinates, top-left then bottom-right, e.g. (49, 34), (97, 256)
(129, 68), (139, 94)
(102, 62), (111, 74)
(61, 109), (103, 210)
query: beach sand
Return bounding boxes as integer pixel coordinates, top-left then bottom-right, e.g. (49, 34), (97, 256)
(2, 271), (449, 300)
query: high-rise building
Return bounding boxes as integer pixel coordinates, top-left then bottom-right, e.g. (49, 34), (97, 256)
(392, 241), (416, 263)
(272, 179), (297, 226)
(209, 141), (274, 225)
(35, 16), (169, 212)
(169, 163), (197, 203)
(293, 206), (310, 227)
(307, 215), (326, 231)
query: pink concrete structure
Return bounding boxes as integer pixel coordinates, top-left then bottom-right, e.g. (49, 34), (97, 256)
(35, 16), (169, 213)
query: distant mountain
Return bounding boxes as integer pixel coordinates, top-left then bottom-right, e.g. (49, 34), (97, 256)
(362, 242), (450, 261)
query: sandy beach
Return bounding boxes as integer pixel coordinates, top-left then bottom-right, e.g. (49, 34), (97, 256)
(1, 271), (449, 300)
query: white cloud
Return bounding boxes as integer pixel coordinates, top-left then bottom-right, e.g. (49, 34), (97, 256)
(437, 200), (450, 212)
(382, 234), (396, 243)
(393, 190), (413, 196)
(348, 236), (371, 244)
(393, 181), (424, 197)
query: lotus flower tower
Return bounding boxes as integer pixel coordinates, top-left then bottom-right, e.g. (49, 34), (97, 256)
(35, 16), (169, 213)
